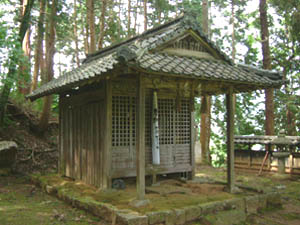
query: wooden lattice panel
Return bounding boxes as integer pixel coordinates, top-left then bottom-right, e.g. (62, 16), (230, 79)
(145, 92), (152, 146)
(158, 99), (174, 145)
(158, 98), (190, 145)
(176, 99), (190, 144)
(112, 96), (136, 147)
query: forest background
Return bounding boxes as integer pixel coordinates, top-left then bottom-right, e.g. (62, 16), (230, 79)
(0, 0), (299, 167)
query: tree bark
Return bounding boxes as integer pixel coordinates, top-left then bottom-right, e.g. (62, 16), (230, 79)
(18, 0), (34, 95)
(133, 0), (139, 34)
(231, 0), (236, 61)
(127, 0), (131, 37)
(202, 0), (208, 34)
(0, 0), (34, 126)
(282, 69), (297, 136)
(200, 95), (211, 164)
(81, 0), (89, 55)
(231, 0), (237, 128)
(31, 0), (46, 92)
(73, 0), (80, 67)
(87, 0), (96, 53)
(200, 0), (211, 165)
(143, 0), (147, 31)
(39, 0), (57, 132)
(98, 0), (107, 50)
(259, 0), (274, 139)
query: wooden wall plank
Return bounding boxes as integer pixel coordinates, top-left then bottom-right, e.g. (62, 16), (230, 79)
(70, 106), (74, 178)
(102, 80), (112, 189)
(60, 87), (105, 188)
(65, 107), (70, 177)
(74, 107), (80, 179)
(99, 103), (104, 187)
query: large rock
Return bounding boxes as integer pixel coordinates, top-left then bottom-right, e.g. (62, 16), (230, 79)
(0, 141), (17, 168)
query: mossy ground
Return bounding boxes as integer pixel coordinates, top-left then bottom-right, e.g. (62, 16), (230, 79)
(2, 167), (300, 225)
(35, 172), (236, 214)
(0, 174), (106, 225)
(197, 166), (300, 225)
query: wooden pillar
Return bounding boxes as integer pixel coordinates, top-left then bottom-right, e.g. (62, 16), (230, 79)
(58, 95), (65, 175)
(226, 86), (235, 193)
(190, 82), (197, 179)
(191, 111), (196, 179)
(136, 75), (146, 200)
(103, 79), (112, 189)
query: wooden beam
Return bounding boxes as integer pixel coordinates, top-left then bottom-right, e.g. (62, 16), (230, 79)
(136, 74), (146, 200)
(162, 48), (216, 60)
(226, 86), (235, 193)
(103, 79), (112, 189)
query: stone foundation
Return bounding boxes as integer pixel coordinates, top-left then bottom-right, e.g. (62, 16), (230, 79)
(31, 175), (282, 225)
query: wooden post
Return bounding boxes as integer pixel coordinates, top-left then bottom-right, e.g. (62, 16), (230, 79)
(58, 95), (64, 175)
(226, 86), (235, 193)
(103, 79), (112, 189)
(136, 75), (146, 200)
(190, 82), (197, 179)
(191, 112), (196, 179)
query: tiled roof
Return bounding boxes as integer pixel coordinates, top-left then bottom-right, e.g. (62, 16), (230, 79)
(28, 54), (118, 100)
(234, 135), (300, 146)
(27, 14), (283, 101)
(134, 53), (282, 86)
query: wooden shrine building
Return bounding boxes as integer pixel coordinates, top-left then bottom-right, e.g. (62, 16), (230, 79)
(28, 14), (283, 197)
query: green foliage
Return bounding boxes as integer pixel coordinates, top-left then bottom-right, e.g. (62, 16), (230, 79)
(0, 12), (25, 91)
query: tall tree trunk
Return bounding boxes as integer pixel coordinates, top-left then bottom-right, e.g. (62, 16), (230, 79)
(200, 0), (211, 165)
(231, 0), (236, 61)
(98, 0), (107, 49)
(31, 0), (46, 92)
(117, 0), (121, 38)
(200, 95), (211, 164)
(143, 0), (147, 31)
(157, 1), (161, 24)
(133, 0), (139, 34)
(282, 69), (297, 136)
(259, 0), (274, 140)
(231, 0), (237, 126)
(127, 0), (131, 37)
(87, 0), (96, 53)
(18, 0), (32, 95)
(202, 0), (208, 34)
(81, 0), (89, 55)
(0, 0), (34, 126)
(73, 0), (80, 67)
(39, 0), (57, 132)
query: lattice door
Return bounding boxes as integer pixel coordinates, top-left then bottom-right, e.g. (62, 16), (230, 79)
(157, 98), (191, 167)
(112, 95), (136, 169)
